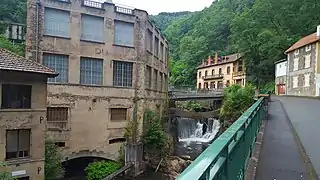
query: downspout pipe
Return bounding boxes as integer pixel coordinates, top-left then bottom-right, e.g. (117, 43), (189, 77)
(36, 0), (40, 62)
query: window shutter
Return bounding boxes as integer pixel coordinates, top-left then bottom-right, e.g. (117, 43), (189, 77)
(44, 8), (70, 37)
(114, 21), (134, 46)
(81, 15), (104, 42)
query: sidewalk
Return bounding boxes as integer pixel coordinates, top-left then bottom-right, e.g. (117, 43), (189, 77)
(255, 99), (308, 180)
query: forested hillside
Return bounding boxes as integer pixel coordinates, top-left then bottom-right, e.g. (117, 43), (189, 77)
(155, 0), (320, 87)
(149, 11), (191, 32)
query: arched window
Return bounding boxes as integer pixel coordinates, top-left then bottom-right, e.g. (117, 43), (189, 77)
(227, 67), (230, 74)
(199, 71), (202, 78)
(205, 70), (208, 76)
(226, 80), (230, 87)
(198, 83), (202, 89)
(219, 68), (222, 75)
(212, 69), (215, 75)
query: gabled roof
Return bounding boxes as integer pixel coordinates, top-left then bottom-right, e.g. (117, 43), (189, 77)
(285, 33), (320, 53)
(197, 53), (242, 69)
(0, 48), (58, 77)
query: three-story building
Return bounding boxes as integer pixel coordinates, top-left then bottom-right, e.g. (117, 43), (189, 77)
(0, 48), (57, 180)
(26, 0), (169, 161)
(285, 25), (320, 96)
(197, 53), (246, 89)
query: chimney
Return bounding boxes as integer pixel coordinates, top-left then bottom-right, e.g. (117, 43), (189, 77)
(317, 25), (320, 37)
(215, 52), (218, 64)
(208, 56), (212, 65)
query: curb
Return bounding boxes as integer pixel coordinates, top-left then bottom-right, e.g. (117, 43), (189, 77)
(278, 100), (319, 180)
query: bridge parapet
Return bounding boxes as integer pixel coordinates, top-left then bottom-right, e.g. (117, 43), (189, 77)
(168, 87), (224, 100)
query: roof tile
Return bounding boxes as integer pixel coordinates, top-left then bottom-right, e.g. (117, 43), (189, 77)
(0, 48), (58, 77)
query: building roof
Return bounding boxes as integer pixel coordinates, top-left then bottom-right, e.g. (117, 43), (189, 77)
(285, 33), (320, 53)
(0, 48), (58, 77)
(274, 59), (287, 64)
(197, 53), (242, 69)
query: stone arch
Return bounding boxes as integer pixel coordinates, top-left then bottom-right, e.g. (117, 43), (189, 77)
(62, 150), (116, 162)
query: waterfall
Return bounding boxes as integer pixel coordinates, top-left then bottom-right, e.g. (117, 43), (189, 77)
(177, 118), (220, 143)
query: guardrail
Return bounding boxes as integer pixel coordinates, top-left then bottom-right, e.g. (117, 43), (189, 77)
(177, 97), (266, 180)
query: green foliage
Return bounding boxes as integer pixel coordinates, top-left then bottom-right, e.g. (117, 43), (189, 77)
(124, 119), (139, 143)
(0, 162), (15, 180)
(261, 82), (275, 93)
(0, 0), (27, 24)
(0, 34), (25, 56)
(151, 0), (320, 87)
(149, 12), (191, 32)
(177, 101), (204, 112)
(45, 138), (64, 180)
(220, 84), (255, 129)
(143, 110), (172, 159)
(85, 161), (121, 180)
(117, 144), (125, 166)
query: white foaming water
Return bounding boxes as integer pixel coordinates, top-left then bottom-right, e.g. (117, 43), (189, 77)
(177, 118), (220, 143)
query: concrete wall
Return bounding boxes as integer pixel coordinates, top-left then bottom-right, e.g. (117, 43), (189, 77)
(0, 71), (47, 180)
(26, 0), (168, 161)
(287, 43), (317, 96)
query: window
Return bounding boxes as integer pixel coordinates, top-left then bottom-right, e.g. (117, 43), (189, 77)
(198, 83), (201, 89)
(113, 61), (133, 87)
(6, 129), (30, 159)
(304, 74), (310, 87)
(306, 45), (311, 52)
(43, 54), (69, 83)
(165, 48), (169, 65)
(164, 75), (168, 91)
(154, 69), (158, 90)
(211, 69), (215, 75)
(160, 72), (163, 91)
(47, 107), (69, 130)
(293, 58), (299, 71)
(304, 54), (311, 68)
(81, 14), (104, 43)
(146, 66), (152, 89)
(1, 84), (31, 109)
(292, 76), (298, 88)
(154, 37), (159, 57)
(226, 80), (230, 86)
(44, 8), (70, 38)
(160, 43), (164, 60)
(80, 58), (103, 85)
(54, 142), (66, 147)
(109, 138), (126, 144)
(205, 70), (208, 77)
(199, 71), (202, 78)
(147, 30), (153, 52)
(219, 68), (222, 75)
(110, 108), (127, 121)
(227, 67), (230, 75)
(114, 21), (134, 47)
(294, 49), (299, 56)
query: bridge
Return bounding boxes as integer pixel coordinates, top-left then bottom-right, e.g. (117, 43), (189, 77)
(168, 87), (224, 101)
(177, 95), (320, 180)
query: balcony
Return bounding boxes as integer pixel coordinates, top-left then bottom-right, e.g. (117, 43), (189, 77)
(115, 5), (134, 15)
(233, 71), (245, 77)
(82, 0), (104, 9)
(202, 74), (224, 80)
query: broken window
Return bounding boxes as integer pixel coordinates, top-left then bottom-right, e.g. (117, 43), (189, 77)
(1, 84), (32, 109)
(6, 129), (30, 159)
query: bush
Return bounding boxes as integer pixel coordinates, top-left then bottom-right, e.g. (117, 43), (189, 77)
(143, 110), (172, 159)
(0, 34), (25, 57)
(0, 162), (15, 180)
(220, 84), (255, 129)
(45, 138), (64, 180)
(85, 161), (121, 180)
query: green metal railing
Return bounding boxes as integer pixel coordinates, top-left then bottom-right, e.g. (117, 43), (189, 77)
(177, 97), (266, 180)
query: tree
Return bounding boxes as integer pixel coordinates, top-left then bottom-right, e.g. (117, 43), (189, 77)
(45, 138), (64, 180)
(0, 34), (25, 56)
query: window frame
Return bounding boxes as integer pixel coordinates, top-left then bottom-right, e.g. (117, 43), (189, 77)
(43, 54), (69, 83)
(47, 107), (69, 130)
(1, 84), (32, 109)
(6, 129), (31, 160)
(146, 66), (152, 89)
(154, 37), (159, 58)
(112, 60), (133, 87)
(114, 20), (134, 47)
(110, 108), (127, 121)
(292, 76), (298, 88)
(81, 14), (104, 43)
(44, 8), (70, 38)
(293, 58), (299, 71)
(80, 57), (104, 85)
(147, 29), (153, 53)
(304, 54), (311, 69)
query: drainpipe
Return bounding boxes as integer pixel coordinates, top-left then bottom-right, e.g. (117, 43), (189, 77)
(36, 0), (40, 62)
(132, 17), (139, 144)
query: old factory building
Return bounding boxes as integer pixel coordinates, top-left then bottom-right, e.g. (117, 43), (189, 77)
(26, 0), (169, 161)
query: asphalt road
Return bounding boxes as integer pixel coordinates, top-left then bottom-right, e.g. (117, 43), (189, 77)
(276, 96), (320, 179)
(256, 99), (308, 180)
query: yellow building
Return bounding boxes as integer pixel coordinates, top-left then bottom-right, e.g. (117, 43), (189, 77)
(197, 53), (246, 89)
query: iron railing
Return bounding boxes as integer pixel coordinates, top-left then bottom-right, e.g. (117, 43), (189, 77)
(177, 97), (266, 180)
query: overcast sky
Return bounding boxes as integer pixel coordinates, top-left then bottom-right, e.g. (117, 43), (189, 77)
(95, 0), (213, 15)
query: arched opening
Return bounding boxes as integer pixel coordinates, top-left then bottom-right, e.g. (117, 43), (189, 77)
(62, 156), (111, 180)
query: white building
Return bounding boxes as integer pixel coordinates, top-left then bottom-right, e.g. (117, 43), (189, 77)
(274, 59), (287, 95)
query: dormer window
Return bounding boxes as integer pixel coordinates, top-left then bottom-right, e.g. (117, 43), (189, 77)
(294, 49), (299, 56)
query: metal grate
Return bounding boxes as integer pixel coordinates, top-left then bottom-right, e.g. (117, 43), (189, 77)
(110, 108), (127, 121)
(113, 61), (133, 87)
(47, 107), (69, 130)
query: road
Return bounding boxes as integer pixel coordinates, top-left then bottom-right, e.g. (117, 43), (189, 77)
(256, 96), (320, 179)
